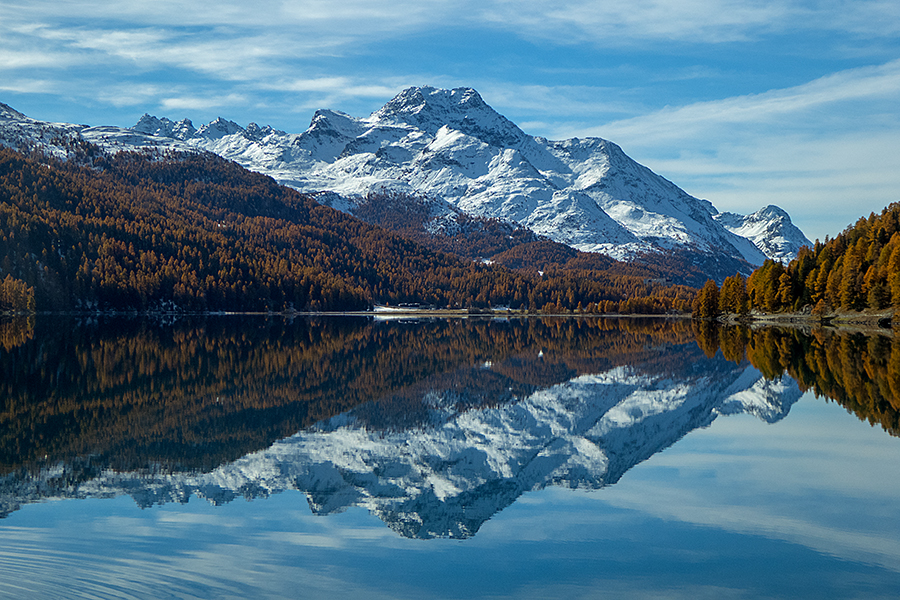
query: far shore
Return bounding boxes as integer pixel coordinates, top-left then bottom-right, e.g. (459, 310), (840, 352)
(1, 308), (690, 319)
(3, 307), (897, 332)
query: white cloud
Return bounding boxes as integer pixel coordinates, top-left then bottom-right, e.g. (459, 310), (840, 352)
(269, 77), (401, 98)
(6, 0), (899, 45)
(0, 79), (60, 95)
(20, 25), (291, 81)
(0, 47), (81, 70)
(93, 84), (173, 108)
(473, 0), (900, 46)
(476, 83), (637, 125)
(593, 59), (900, 141)
(0, 0), (467, 41)
(2, 1), (899, 88)
(479, 0), (792, 44)
(254, 75), (456, 117)
(160, 93), (248, 112)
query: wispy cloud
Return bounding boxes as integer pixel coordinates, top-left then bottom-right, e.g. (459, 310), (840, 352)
(476, 83), (639, 125)
(0, 79), (60, 95)
(479, 0), (790, 44)
(159, 93), (249, 112)
(3, 1), (899, 116)
(593, 59), (900, 143)
(5, 1), (893, 89)
(477, 0), (900, 45)
(253, 75), (458, 116)
(271, 77), (400, 97)
(0, 47), (82, 70)
(22, 25), (290, 81)
(7, 0), (900, 44)
(0, 0), (466, 43)
(93, 84), (173, 108)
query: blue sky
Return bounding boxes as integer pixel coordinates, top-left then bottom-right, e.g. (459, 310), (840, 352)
(1, 1), (899, 242)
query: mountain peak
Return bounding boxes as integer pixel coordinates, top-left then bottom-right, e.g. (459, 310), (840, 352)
(714, 205), (811, 263)
(749, 205), (790, 220)
(0, 102), (28, 121)
(0, 94), (813, 273)
(196, 117), (244, 140)
(133, 114), (196, 140)
(133, 113), (166, 134)
(307, 109), (365, 138)
(371, 86), (526, 146)
(374, 86), (486, 120)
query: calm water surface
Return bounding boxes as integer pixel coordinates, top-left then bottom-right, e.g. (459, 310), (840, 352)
(1, 316), (898, 599)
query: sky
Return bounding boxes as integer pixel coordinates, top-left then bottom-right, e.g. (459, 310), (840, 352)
(1, 1), (899, 242)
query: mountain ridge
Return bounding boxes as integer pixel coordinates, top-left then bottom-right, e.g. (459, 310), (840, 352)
(0, 88), (812, 281)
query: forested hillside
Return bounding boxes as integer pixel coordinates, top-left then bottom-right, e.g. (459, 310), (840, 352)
(0, 146), (695, 313)
(692, 202), (900, 318)
(341, 191), (544, 261)
(344, 191), (714, 287)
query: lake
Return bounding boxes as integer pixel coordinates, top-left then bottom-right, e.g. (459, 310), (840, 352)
(1, 315), (899, 599)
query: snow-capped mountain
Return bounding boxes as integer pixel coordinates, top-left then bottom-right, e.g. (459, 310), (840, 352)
(0, 356), (802, 538)
(714, 205), (812, 264)
(0, 101), (87, 158)
(0, 89), (811, 269)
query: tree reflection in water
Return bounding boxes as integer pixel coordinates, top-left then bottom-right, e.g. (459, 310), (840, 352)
(0, 315), (696, 475)
(693, 322), (900, 436)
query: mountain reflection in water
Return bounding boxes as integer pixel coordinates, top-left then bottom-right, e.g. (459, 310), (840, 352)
(1, 316), (893, 538)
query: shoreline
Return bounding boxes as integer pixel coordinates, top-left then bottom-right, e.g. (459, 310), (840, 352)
(1, 309), (691, 319)
(5, 307), (895, 330)
(721, 308), (896, 333)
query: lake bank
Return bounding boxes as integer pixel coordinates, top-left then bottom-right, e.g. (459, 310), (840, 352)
(720, 307), (896, 333)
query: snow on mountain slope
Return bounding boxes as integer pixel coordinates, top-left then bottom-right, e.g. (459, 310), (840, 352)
(714, 205), (812, 263)
(0, 101), (87, 159)
(126, 86), (802, 263)
(0, 358), (802, 538)
(0, 90), (810, 267)
(133, 114), (197, 140)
